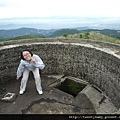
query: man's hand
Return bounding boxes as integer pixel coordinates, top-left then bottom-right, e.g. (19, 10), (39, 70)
(16, 77), (19, 80)
(31, 57), (36, 64)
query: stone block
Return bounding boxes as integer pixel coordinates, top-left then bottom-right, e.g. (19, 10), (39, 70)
(1, 92), (17, 103)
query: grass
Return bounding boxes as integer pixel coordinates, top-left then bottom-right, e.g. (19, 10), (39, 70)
(1, 32), (120, 45)
(0, 35), (46, 42)
(58, 31), (120, 44)
(9, 35), (46, 40)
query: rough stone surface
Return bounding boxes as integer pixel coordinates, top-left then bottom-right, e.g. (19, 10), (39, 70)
(0, 74), (117, 114)
(80, 85), (118, 114)
(1, 92), (17, 103)
(0, 75), (95, 114)
(0, 38), (120, 110)
(22, 98), (95, 114)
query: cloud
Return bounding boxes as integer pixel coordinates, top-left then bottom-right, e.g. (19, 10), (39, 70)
(0, 0), (120, 19)
(0, 0), (20, 8)
(0, 1), (10, 7)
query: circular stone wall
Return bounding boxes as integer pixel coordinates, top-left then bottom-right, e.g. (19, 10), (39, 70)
(0, 38), (120, 108)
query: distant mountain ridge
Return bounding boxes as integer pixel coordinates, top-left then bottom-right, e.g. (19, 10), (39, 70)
(0, 27), (56, 39)
(0, 27), (89, 39)
(1, 16), (120, 30)
(0, 27), (120, 40)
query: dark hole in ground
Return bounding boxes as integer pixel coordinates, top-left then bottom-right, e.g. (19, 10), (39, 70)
(55, 78), (87, 97)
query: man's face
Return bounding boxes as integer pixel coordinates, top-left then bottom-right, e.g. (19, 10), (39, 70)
(22, 51), (31, 61)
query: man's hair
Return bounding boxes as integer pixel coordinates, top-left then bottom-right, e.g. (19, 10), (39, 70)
(21, 49), (33, 60)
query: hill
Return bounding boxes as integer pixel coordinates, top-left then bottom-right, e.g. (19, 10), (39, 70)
(0, 27), (56, 39)
(0, 28), (120, 45)
(49, 28), (80, 37)
(57, 31), (120, 44)
(81, 29), (120, 40)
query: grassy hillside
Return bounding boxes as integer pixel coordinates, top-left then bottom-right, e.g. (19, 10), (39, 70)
(9, 35), (46, 40)
(58, 31), (120, 44)
(0, 35), (46, 42)
(1, 30), (120, 45)
(50, 28), (80, 37)
(83, 29), (120, 40)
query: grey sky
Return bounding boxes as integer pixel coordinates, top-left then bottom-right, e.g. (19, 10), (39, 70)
(0, 0), (120, 19)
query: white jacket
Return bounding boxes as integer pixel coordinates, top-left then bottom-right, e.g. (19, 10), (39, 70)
(17, 54), (45, 78)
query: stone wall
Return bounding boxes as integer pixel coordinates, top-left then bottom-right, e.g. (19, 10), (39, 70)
(0, 38), (120, 108)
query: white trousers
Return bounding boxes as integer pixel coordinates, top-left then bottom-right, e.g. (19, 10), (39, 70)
(20, 68), (42, 93)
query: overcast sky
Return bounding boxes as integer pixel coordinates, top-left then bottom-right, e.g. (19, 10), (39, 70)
(0, 0), (120, 19)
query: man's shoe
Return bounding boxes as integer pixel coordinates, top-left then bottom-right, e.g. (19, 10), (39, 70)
(19, 91), (24, 95)
(38, 91), (43, 95)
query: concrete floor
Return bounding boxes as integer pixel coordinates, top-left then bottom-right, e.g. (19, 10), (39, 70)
(0, 74), (118, 115)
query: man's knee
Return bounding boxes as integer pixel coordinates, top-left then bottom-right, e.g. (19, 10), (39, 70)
(21, 79), (28, 82)
(34, 76), (40, 80)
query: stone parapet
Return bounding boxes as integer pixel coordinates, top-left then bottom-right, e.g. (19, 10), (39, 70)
(0, 38), (120, 108)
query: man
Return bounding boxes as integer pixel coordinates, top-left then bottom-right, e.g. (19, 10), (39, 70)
(16, 49), (45, 95)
